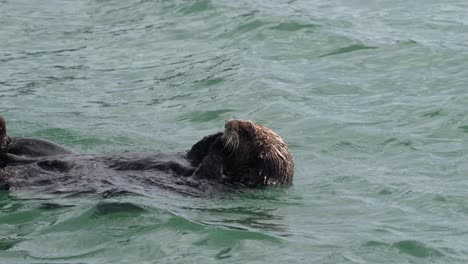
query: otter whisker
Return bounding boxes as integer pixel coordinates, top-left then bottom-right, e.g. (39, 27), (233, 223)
(223, 133), (239, 153)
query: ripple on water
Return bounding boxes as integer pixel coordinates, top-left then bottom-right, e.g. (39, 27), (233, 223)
(364, 240), (444, 258)
(392, 240), (444, 258)
(319, 44), (378, 58)
(269, 22), (319, 32)
(177, 0), (214, 14)
(177, 109), (234, 122)
(0, 238), (22, 251)
(2, 0), (468, 263)
(90, 202), (148, 218)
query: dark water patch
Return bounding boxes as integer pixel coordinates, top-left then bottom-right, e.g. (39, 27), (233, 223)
(215, 247), (232, 260)
(86, 100), (118, 108)
(100, 188), (140, 199)
(23, 46), (87, 57)
(364, 240), (390, 247)
(193, 226), (281, 247)
(392, 240), (443, 258)
(208, 218), (286, 233)
(62, 26), (94, 36)
(0, 81), (15, 87)
(432, 194), (447, 203)
(201, 206), (280, 219)
(269, 22), (319, 32)
(7, 83), (39, 96)
(0, 238), (22, 250)
(0, 207), (42, 224)
(38, 203), (75, 211)
(458, 125), (468, 132)
(319, 251), (356, 263)
(399, 39), (419, 45)
(178, 0), (213, 14)
(167, 93), (195, 101)
(217, 18), (270, 39)
(380, 137), (418, 150)
(422, 109), (443, 118)
(40, 202), (149, 235)
(0, 55), (29, 63)
(22, 248), (107, 263)
(165, 213), (207, 233)
(44, 75), (90, 83)
(90, 202), (147, 219)
(193, 77), (225, 87)
(328, 140), (366, 153)
(237, 10), (260, 19)
(237, 187), (297, 203)
(54, 189), (102, 198)
(312, 84), (365, 96)
(319, 44), (378, 58)
(194, 206), (286, 232)
(96, 66), (133, 73)
(155, 72), (186, 82)
(378, 189), (393, 195)
(237, 20), (269, 33)
(52, 64), (87, 70)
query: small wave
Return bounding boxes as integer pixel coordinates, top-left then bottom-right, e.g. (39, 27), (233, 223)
(177, 0), (213, 14)
(269, 22), (319, 32)
(38, 202), (75, 211)
(193, 225), (282, 247)
(364, 239), (445, 259)
(392, 240), (444, 258)
(319, 44), (377, 58)
(90, 201), (147, 218)
(177, 109), (234, 122)
(0, 238), (23, 250)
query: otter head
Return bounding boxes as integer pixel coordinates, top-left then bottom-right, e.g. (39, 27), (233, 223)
(0, 116), (8, 152)
(221, 119), (294, 186)
(0, 116), (5, 136)
(222, 119), (256, 153)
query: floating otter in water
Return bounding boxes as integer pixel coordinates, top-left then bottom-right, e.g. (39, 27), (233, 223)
(0, 116), (293, 195)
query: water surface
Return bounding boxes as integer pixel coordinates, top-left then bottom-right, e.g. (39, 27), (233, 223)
(1, 0), (468, 263)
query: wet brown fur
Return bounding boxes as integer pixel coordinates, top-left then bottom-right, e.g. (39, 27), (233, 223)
(225, 120), (294, 185)
(0, 117), (294, 193)
(192, 119), (294, 186)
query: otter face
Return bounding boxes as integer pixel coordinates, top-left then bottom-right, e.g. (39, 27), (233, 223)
(220, 119), (294, 186)
(190, 119), (293, 187)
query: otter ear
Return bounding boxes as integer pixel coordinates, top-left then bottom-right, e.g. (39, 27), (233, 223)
(0, 116), (8, 153)
(246, 120), (255, 127)
(244, 120), (257, 135)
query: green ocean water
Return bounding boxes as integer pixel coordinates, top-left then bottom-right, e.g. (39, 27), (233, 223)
(1, 0), (468, 263)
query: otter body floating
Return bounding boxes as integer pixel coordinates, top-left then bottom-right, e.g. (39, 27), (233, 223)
(0, 116), (293, 194)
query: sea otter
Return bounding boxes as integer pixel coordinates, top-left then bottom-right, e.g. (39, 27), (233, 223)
(0, 116), (293, 194)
